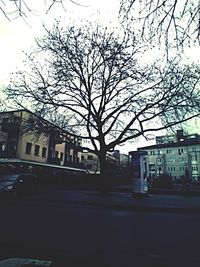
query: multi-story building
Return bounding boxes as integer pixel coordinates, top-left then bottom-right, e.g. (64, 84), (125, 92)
(81, 150), (129, 174)
(0, 110), (82, 167)
(136, 130), (200, 182)
(81, 152), (100, 173)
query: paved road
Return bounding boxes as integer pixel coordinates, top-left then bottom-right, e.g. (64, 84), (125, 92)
(0, 193), (200, 267)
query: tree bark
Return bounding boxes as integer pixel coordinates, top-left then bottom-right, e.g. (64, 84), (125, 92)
(98, 150), (110, 194)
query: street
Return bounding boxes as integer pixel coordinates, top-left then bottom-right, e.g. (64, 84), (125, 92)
(0, 191), (200, 267)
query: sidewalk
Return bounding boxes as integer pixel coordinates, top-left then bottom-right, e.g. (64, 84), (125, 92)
(29, 189), (200, 213)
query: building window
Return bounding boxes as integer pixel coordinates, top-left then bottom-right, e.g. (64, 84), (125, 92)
(25, 142), (32, 154)
(55, 151), (59, 158)
(34, 145), (40, 156)
(88, 155), (93, 160)
(60, 152), (64, 161)
(81, 155), (84, 160)
(42, 147), (47, 158)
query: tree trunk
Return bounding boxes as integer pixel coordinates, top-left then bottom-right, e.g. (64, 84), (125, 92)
(98, 150), (110, 194)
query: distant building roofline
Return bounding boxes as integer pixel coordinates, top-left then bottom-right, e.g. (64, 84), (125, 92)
(136, 139), (200, 151)
(0, 109), (75, 137)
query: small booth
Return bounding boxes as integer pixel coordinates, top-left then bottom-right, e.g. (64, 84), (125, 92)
(129, 150), (148, 195)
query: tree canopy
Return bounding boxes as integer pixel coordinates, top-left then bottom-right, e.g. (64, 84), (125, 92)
(2, 1), (199, 52)
(120, 0), (200, 53)
(6, 22), (200, 177)
(0, 0), (83, 20)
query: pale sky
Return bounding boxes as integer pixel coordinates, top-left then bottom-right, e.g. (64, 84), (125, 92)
(0, 0), (199, 86)
(0, 0), (120, 85)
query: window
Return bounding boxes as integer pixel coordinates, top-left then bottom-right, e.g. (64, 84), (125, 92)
(60, 152), (64, 161)
(55, 151), (59, 158)
(34, 145), (40, 156)
(42, 147), (47, 158)
(81, 155), (85, 160)
(25, 142), (32, 154)
(88, 155), (93, 160)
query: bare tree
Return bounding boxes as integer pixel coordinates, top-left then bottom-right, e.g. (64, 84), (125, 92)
(120, 0), (200, 53)
(6, 22), (200, 190)
(0, 0), (87, 20)
(3, 0), (200, 53)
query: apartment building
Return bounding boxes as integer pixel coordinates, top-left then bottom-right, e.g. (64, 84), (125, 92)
(137, 130), (200, 182)
(81, 152), (100, 173)
(81, 150), (129, 174)
(0, 110), (82, 167)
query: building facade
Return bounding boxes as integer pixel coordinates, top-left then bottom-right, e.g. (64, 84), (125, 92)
(81, 150), (129, 174)
(0, 110), (82, 167)
(81, 152), (100, 173)
(137, 130), (200, 182)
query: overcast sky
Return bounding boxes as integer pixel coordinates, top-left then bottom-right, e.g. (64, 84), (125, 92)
(1, 0), (199, 86)
(0, 0), (120, 85)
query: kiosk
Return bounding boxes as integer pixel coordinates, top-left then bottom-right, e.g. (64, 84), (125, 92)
(129, 151), (148, 195)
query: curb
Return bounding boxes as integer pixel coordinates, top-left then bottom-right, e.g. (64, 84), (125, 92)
(1, 190), (200, 214)
(74, 199), (200, 213)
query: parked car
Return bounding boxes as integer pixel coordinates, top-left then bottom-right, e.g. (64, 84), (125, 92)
(0, 173), (37, 197)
